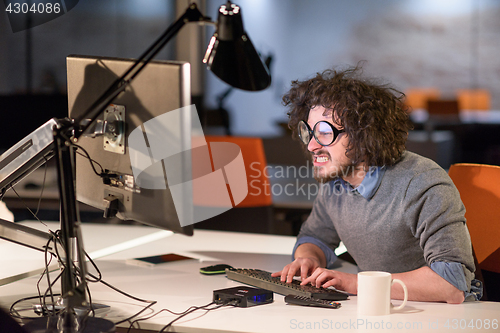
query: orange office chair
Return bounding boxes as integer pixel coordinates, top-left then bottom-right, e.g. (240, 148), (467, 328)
(194, 135), (274, 234)
(448, 163), (500, 300)
(456, 89), (491, 111)
(404, 88), (441, 110)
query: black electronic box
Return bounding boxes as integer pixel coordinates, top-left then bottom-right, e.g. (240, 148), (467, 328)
(213, 286), (273, 307)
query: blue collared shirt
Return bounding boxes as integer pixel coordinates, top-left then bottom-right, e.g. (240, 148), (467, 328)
(293, 166), (482, 301)
(333, 166), (386, 200)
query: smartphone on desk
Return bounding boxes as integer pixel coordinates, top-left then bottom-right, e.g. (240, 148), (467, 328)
(126, 253), (194, 268)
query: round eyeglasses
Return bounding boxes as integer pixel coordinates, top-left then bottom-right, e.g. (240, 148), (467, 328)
(298, 120), (345, 146)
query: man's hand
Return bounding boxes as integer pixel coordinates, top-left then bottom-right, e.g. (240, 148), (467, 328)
(301, 268), (357, 294)
(271, 257), (321, 283)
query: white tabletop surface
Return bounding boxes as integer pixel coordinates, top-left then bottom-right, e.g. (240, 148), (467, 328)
(1, 222), (499, 333)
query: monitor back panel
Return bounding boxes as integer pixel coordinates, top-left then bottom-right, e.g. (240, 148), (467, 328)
(67, 55), (193, 235)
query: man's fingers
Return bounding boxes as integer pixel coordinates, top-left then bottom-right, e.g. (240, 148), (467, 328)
(286, 266), (297, 283)
(277, 264), (295, 282)
(315, 272), (332, 288)
(280, 267), (291, 282)
(301, 266), (309, 282)
(300, 274), (314, 285)
(322, 279), (337, 289)
(271, 270), (282, 277)
(276, 258), (320, 283)
(300, 268), (320, 285)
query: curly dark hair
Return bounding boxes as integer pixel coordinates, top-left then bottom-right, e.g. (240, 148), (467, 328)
(282, 66), (412, 167)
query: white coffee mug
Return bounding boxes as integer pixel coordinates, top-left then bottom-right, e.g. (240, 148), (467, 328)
(357, 271), (408, 316)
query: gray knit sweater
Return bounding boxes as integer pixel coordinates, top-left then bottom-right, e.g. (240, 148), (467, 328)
(297, 151), (475, 287)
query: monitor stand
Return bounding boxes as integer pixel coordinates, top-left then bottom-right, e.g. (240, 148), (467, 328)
(0, 119), (115, 333)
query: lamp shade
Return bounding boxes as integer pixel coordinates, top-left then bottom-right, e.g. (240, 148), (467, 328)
(203, 2), (271, 91)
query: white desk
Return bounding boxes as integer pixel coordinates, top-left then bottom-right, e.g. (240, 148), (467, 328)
(1, 222), (499, 333)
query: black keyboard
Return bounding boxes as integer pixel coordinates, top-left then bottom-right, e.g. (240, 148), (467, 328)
(225, 268), (349, 301)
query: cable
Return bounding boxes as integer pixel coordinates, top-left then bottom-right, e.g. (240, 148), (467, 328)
(6, 155), (51, 226)
(124, 301), (216, 333)
(73, 144), (104, 177)
(86, 271), (157, 326)
(76, 251), (158, 326)
(7, 142), (153, 324)
(125, 303), (209, 332)
(10, 253), (232, 333)
(73, 143), (122, 189)
(11, 244), (62, 320)
(10, 237), (157, 323)
(10, 230), (62, 320)
(40, 266), (63, 317)
(10, 186), (48, 227)
(158, 301), (235, 333)
(84, 251), (102, 283)
(8, 221), (230, 332)
(9, 293), (62, 320)
(39, 236), (57, 316)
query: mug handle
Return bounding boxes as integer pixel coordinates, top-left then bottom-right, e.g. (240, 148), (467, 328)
(391, 279), (408, 311)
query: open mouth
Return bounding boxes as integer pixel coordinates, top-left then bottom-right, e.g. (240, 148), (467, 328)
(314, 154), (330, 165)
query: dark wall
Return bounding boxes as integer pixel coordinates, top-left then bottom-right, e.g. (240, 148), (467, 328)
(0, 94), (68, 151)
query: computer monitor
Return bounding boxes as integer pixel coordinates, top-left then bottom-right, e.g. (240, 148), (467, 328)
(67, 55), (194, 235)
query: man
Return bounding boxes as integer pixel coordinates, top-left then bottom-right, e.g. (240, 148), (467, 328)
(272, 66), (481, 303)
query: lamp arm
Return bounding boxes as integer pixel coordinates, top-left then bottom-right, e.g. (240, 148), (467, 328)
(57, 2), (211, 317)
(72, 3), (211, 142)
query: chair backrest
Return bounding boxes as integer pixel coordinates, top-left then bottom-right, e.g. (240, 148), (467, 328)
(404, 88), (441, 110)
(448, 163), (500, 273)
(204, 135), (272, 207)
(427, 99), (460, 115)
(456, 89), (491, 110)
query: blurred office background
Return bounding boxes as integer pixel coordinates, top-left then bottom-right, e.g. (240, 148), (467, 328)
(1, 0), (499, 147)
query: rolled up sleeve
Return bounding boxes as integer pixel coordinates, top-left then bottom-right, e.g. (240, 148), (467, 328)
(293, 236), (338, 268)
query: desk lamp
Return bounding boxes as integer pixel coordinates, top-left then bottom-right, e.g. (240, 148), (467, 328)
(203, 1), (272, 91)
(0, 2), (270, 333)
(72, 1), (270, 141)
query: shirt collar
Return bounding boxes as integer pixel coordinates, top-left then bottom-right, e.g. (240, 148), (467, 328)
(332, 166), (386, 200)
